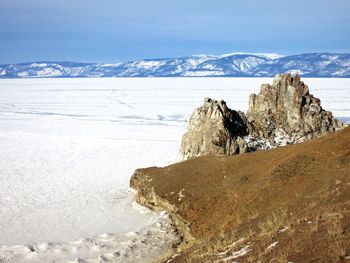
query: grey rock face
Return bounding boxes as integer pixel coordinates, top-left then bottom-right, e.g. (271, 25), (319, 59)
(179, 98), (249, 160)
(179, 74), (345, 160)
(247, 73), (344, 144)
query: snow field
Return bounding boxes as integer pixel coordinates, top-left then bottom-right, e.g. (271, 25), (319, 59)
(0, 77), (349, 262)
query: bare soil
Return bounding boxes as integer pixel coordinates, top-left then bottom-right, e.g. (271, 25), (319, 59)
(131, 127), (350, 262)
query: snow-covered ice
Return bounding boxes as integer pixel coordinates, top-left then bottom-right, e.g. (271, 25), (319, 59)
(0, 77), (349, 262)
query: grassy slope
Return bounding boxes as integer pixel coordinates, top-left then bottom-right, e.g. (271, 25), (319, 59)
(132, 127), (350, 262)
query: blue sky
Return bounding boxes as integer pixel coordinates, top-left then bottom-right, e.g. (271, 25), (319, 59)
(1, 0), (349, 63)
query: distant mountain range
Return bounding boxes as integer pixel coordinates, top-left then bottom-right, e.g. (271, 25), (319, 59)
(1, 53), (350, 78)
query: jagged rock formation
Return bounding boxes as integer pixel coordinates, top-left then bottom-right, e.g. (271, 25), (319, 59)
(247, 73), (344, 144)
(179, 98), (249, 160)
(180, 74), (344, 159)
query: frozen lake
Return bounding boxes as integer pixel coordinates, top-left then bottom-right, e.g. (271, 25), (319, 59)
(0, 77), (349, 261)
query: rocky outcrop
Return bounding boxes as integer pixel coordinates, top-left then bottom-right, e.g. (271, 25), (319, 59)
(130, 73), (350, 262)
(179, 98), (249, 160)
(247, 73), (344, 144)
(179, 74), (345, 160)
(131, 127), (350, 262)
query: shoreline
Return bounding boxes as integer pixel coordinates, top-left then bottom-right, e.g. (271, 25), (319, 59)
(130, 169), (195, 263)
(129, 127), (350, 262)
(0, 191), (180, 263)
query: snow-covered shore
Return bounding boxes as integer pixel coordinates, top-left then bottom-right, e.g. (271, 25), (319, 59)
(0, 78), (349, 262)
(0, 208), (178, 263)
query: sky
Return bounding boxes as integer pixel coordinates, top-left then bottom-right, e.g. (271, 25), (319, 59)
(0, 0), (349, 64)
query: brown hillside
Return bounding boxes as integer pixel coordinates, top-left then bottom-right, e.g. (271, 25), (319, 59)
(131, 127), (350, 262)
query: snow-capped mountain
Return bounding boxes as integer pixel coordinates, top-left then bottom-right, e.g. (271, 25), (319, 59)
(1, 53), (350, 78)
(250, 53), (350, 77)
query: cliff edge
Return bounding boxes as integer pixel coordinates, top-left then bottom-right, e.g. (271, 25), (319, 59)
(131, 74), (348, 262)
(131, 127), (350, 262)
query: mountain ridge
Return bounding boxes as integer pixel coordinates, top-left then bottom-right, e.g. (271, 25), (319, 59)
(1, 52), (350, 78)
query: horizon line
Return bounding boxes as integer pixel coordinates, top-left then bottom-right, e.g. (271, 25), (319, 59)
(2, 51), (350, 65)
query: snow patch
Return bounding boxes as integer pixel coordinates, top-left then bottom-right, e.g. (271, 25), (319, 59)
(231, 245), (251, 259)
(287, 69), (304, 75)
(36, 67), (63, 77)
(183, 70), (225, 76)
(244, 135), (274, 151)
(202, 64), (217, 70)
(274, 129), (292, 146)
(30, 63), (48, 68)
(133, 61), (166, 69)
(278, 226), (289, 233)
(99, 63), (122, 67)
(178, 188), (185, 202)
(266, 241), (279, 250)
(219, 52), (285, 60)
(216, 238), (245, 256)
(189, 55), (218, 64)
(332, 69), (350, 76)
(17, 71), (29, 77)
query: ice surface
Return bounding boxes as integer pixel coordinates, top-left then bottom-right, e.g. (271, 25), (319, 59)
(0, 77), (349, 261)
(0, 212), (178, 263)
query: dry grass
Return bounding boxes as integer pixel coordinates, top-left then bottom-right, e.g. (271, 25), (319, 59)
(132, 127), (350, 262)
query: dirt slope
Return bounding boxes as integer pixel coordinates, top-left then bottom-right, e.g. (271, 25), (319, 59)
(131, 127), (350, 262)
